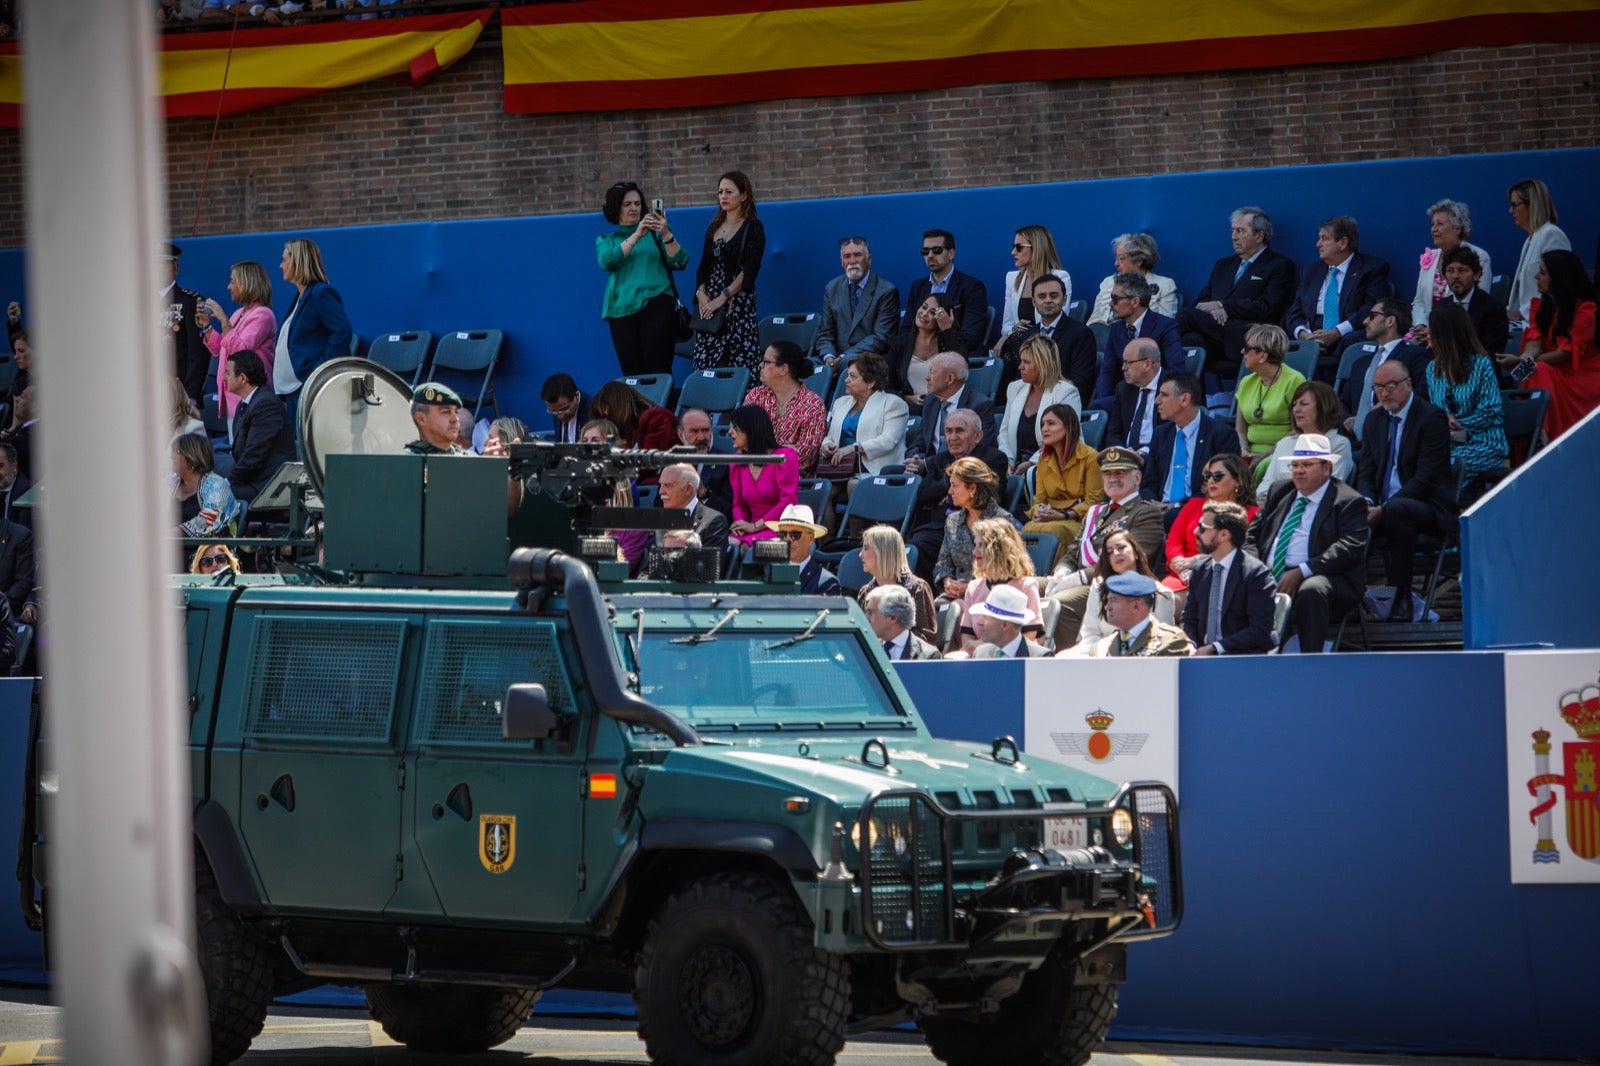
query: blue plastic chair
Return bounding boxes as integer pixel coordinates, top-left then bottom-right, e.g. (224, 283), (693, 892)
(677, 367), (752, 416)
(367, 331), (434, 387)
(431, 329), (503, 420)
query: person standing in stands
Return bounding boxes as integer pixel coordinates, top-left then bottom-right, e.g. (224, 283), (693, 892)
(275, 237), (352, 426)
(159, 242), (209, 406)
(198, 260), (278, 421)
(597, 181), (688, 376)
(692, 170), (766, 372)
(1499, 249), (1600, 440)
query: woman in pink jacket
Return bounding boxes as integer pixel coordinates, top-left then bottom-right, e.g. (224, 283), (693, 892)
(197, 260), (277, 419)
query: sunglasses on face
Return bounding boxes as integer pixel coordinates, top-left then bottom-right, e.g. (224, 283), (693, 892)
(920, 246), (948, 256)
(1201, 471), (1230, 482)
(198, 554), (228, 569)
(779, 530), (808, 541)
(1012, 242), (1031, 252)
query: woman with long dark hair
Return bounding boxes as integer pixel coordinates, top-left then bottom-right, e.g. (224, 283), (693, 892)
(888, 292), (966, 403)
(743, 341), (827, 475)
(1022, 403), (1103, 568)
(1425, 302), (1507, 494)
(692, 170), (766, 371)
(727, 404), (799, 544)
(1499, 248), (1600, 439)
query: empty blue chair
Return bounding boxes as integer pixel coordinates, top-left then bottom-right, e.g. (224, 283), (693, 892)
(676, 366), (751, 416)
(620, 373), (673, 409)
(367, 330), (433, 386)
(1080, 409), (1108, 450)
(431, 329), (503, 420)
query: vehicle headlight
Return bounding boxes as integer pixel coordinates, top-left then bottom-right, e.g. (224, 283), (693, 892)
(1111, 807), (1134, 847)
(853, 816), (909, 859)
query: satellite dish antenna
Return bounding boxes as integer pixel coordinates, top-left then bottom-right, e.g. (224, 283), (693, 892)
(296, 357), (417, 494)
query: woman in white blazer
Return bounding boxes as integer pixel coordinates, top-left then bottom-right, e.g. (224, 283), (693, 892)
(1505, 178), (1570, 325)
(1411, 198), (1492, 331)
(820, 353), (909, 476)
(996, 223), (1073, 340)
(997, 333), (1081, 471)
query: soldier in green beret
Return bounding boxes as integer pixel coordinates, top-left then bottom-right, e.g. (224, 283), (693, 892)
(406, 382), (467, 455)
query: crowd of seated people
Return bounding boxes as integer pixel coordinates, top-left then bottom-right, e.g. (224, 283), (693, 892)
(5, 170), (1596, 664)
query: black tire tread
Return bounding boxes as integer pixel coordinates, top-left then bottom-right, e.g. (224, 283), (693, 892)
(635, 870), (849, 1066)
(195, 854), (274, 1066)
(363, 983), (538, 1053)
(921, 951), (1118, 1066)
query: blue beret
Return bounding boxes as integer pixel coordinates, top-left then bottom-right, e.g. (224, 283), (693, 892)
(1106, 571), (1158, 597)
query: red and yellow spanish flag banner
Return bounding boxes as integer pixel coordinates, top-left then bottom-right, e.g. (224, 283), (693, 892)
(0, 9), (490, 126)
(502, 0), (1600, 115)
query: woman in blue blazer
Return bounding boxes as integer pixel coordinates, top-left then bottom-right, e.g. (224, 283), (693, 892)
(275, 237), (352, 423)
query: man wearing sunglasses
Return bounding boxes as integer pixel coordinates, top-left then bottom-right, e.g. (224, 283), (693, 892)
(814, 237), (900, 369)
(904, 229), (989, 351)
(765, 504), (839, 596)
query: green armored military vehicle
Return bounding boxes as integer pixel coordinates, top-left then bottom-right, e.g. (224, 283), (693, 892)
(18, 361), (1182, 1066)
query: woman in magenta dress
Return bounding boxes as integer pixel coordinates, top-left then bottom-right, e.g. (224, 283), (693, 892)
(726, 404), (798, 544)
(1498, 249), (1600, 441)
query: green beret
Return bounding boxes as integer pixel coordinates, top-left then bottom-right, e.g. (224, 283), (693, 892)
(412, 381), (462, 407)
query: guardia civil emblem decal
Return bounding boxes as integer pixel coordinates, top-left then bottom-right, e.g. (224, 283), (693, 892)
(479, 813), (516, 874)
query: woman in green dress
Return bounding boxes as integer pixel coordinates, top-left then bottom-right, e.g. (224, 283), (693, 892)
(1233, 323), (1306, 486)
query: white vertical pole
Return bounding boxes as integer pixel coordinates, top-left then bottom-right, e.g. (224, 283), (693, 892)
(21, 3), (206, 1064)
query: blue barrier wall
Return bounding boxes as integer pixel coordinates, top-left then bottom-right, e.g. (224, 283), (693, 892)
(3, 148), (1595, 428)
(3, 658), (1596, 1055)
(1463, 408), (1600, 649)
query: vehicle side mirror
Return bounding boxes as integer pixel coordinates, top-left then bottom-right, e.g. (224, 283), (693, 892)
(503, 683), (558, 741)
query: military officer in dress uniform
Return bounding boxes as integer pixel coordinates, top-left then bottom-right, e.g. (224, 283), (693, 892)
(160, 242), (209, 404)
(1089, 571), (1193, 657)
(406, 382), (467, 455)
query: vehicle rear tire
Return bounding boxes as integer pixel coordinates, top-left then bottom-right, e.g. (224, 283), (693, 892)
(635, 871), (849, 1066)
(195, 854), (274, 1065)
(919, 947), (1118, 1066)
(363, 984), (538, 1053)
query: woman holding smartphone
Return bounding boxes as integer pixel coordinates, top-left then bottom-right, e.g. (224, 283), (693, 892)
(597, 181), (688, 376)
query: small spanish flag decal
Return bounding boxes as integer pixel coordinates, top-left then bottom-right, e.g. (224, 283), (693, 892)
(590, 772), (618, 799)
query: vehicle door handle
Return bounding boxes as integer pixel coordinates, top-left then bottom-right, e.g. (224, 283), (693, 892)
(256, 774), (295, 813)
(433, 782), (472, 822)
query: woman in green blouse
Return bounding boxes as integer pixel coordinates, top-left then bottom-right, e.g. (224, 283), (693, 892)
(596, 181), (688, 376)
(1233, 323), (1306, 486)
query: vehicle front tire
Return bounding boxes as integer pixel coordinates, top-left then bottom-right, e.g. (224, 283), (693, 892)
(363, 984), (539, 1053)
(920, 946), (1118, 1066)
(635, 871), (849, 1066)
(195, 853), (274, 1065)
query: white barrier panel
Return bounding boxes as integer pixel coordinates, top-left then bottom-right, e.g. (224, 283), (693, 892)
(1505, 649), (1600, 883)
(1022, 658), (1180, 797)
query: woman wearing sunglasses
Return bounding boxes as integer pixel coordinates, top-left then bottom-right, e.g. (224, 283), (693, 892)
(996, 224), (1072, 345)
(1233, 323), (1305, 485)
(189, 544), (240, 576)
(1162, 453), (1259, 609)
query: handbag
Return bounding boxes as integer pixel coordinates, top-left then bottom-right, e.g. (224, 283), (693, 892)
(682, 224), (750, 338)
(815, 447), (861, 481)
(651, 233), (694, 341)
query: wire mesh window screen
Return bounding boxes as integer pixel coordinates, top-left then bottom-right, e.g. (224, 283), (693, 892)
(242, 615), (406, 741)
(415, 620), (577, 746)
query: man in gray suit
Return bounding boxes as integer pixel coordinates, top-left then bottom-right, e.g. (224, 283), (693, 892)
(814, 237), (901, 368)
(865, 585), (941, 661)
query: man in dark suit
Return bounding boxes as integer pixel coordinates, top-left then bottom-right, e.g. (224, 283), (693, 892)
(1422, 246), (1510, 356)
(1141, 372), (1241, 509)
(905, 409), (1009, 581)
(160, 242), (209, 404)
(225, 350), (297, 503)
(1339, 298), (1433, 443)
(865, 584), (942, 661)
(0, 442), (28, 530)
(1095, 273), (1184, 409)
(1354, 361), (1458, 622)
(905, 353), (997, 459)
(1245, 433), (1369, 653)
(814, 237), (900, 367)
(0, 514), (34, 620)
(1177, 207), (1297, 378)
(997, 274), (1097, 401)
(541, 372), (591, 444)
(675, 408), (733, 518)
(1104, 338), (1167, 452)
(769, 505), (840, 595)
(905, 229), (990, 352)
(658, 463), (729, 550)
(1287, 215), (1394, 358)
(1183, 501), (1278, 654)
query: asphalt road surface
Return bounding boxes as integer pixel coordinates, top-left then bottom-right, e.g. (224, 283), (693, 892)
(0, 989), (1570, 1066)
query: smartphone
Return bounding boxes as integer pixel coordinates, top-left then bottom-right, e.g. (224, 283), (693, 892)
(650, 198), (665, 214)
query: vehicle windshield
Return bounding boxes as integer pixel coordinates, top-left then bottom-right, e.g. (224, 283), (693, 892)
(632, 630), (908, 729)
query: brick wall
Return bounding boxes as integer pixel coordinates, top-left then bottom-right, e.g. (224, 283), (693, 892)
(1, 30), (1597, 249)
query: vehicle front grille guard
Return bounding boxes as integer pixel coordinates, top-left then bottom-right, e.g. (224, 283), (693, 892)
(853, 782), (1181, 952)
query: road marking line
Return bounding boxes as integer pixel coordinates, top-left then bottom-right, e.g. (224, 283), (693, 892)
(367, 1021), (401, 1047)
(1121, 1044), (1186, 1066)
(0, 1042), (46, 1065)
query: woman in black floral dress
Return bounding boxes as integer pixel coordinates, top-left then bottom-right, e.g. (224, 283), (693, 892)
(692, 170), (766, 371)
